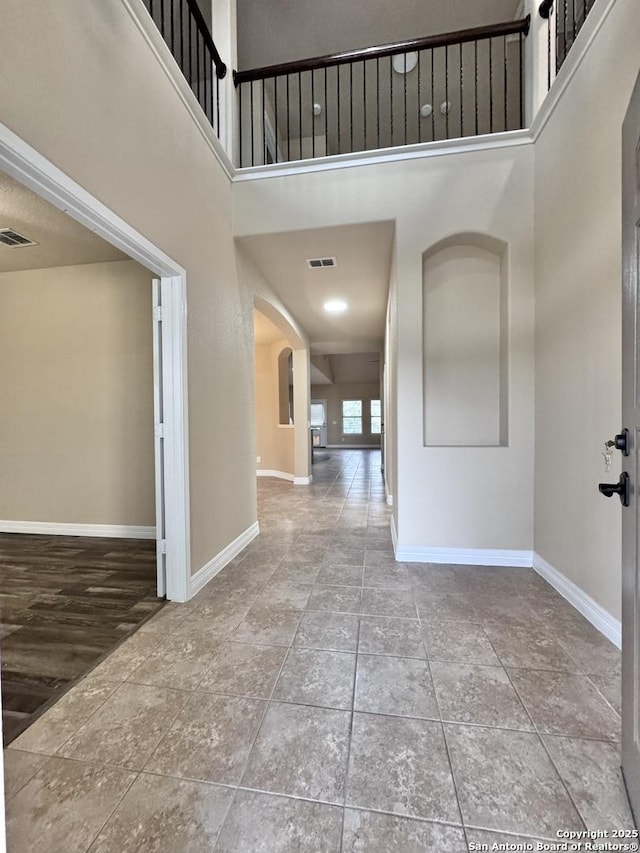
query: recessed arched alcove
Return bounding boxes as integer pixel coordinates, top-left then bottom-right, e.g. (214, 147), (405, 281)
(278, 346), (294, 425)
(422, 232), (508, 447)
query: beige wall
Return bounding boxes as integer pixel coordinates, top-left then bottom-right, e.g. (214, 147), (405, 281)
(311, 382), (381, 447)
(2, 0), (256, 572)
(534, 0), (640, 620)
(256, 340), (295, 475)
(237, 0), (520, 68)
(0, 260), (155, 526)
(235, 143), (536, 554)
(384, 244), (398, 513)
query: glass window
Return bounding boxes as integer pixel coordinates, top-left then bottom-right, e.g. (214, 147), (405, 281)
(370, 399), (381, 435)
(342, 400), (362, 434)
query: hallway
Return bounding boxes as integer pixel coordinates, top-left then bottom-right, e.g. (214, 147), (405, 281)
(3, 450), (633, 851)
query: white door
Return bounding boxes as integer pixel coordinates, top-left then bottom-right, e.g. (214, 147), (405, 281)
(310, 399), (328, 447)
(621, 71), (640, 821)
(152, 279), (167, 598)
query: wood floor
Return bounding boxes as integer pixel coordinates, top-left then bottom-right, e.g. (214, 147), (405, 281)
(0, 533), (163, 744)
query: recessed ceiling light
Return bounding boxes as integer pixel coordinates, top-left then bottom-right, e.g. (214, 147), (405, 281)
(324, 299), (348, 314)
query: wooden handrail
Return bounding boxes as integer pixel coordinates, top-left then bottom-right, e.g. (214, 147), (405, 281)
(234, 16), (530, 85)
(183, 0), (227, 78)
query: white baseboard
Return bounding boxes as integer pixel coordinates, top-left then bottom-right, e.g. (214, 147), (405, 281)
(294, 475), (313, 485)
(390, 516), (398, 551)
(386, 495), (394, 507)
(532, 552), (621, 649)
(327, 444), (380, 449)
(395, 545), (534, 568)
(190, 521), (260, 597)
(257, 469), (294, 482)
(0, 520), (156, 539)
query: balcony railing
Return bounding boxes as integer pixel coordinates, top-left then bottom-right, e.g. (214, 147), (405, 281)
(234, 17), (530, 167)
(142, 0), (227, 137)
(539, 0), (597, 88)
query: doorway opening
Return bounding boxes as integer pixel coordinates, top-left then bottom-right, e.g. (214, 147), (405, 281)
(0, 127), (190, 743)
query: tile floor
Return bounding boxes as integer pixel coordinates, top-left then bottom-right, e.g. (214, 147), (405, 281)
(3, 450), (635, 851)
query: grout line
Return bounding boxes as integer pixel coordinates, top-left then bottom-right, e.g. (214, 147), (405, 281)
(340, 613), (361, 852)
(415, 595), (466, 836)
(502, 665), (589, 831)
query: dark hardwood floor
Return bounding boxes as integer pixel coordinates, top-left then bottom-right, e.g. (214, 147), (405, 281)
(0, 533), (163, 744)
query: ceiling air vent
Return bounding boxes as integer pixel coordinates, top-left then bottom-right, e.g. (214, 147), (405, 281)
(0, 228), (38, 248)
(306, 257), (337, 269)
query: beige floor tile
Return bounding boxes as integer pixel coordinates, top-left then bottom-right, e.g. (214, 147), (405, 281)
(421, 620), (501, 666)
(214, 790), (343, 852)
(508, 669), (621, 740)
(414, 591), (478, 621)
(146, 692), (266, 784)
(430, 662), (533, 729)
(543, 735), (634, 830)
(445, 724), (585, 836)
(232, 606), (301, 645)
(293, 611), (360, 652)
(557, 624), (622, 677)
(355, 654), (439, 719)
(58, 682), (188, 770)
(315, 563), (364, 586)
(127, 633), (224, 691)
(346, 713), (460, 822)
(89, 773), (233, 853)
(342, 809), (467, 852)
(484, 622), (579, 671)
(273, 647), (356, 710)
(6, 756), (136, 853)
(241, 701), (351, 802)
(589, 673), (622, 715)
(3, 748), (47, 801)
(358, 616), (426, 658)
(11, 677), (118, 755)
(362, 563), (413, 590)
(253, 582), (313, 610)
(360, 588), (417, 618)
(89, 630), (159, 681)
(198, 641), (286, 698)
(322, 548), (364, 567)
(306, 585), (362, 613)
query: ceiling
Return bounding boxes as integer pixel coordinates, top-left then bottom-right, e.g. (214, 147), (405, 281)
(238, 221), (394, 355)
(311, 352), (381, 385)
(0, 171), (127, 273)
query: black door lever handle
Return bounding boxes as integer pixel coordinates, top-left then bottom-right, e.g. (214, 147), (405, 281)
(598, 472), (630, 507)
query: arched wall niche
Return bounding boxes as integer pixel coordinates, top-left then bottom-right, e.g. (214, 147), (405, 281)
(278, 346), (294, 425)
(422, 232), (509, 447)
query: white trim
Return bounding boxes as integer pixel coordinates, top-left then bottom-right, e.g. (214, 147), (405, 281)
(386, 494), (394, 507)
(391, 515), (398, 551)
(0, 120), (191, 605)
(233, 129), (532, 181)
(257, 469), (295, 482)
(294, 475), (313, 485)
(190, 521), (260, 596)
(327, 444), (381, 449)
(0, 521), (156, 539)
(530, 0), (617, 141)
(395, 545), (534, 567)
(533, 552), (621, 649)
(119, 0), (234, 180)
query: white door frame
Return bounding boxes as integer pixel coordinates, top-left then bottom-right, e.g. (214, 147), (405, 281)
(0, 120), (191, 603)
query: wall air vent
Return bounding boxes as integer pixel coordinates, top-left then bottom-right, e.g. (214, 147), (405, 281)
(306, 257), (337, 269)
(0, 228), (38, 248)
